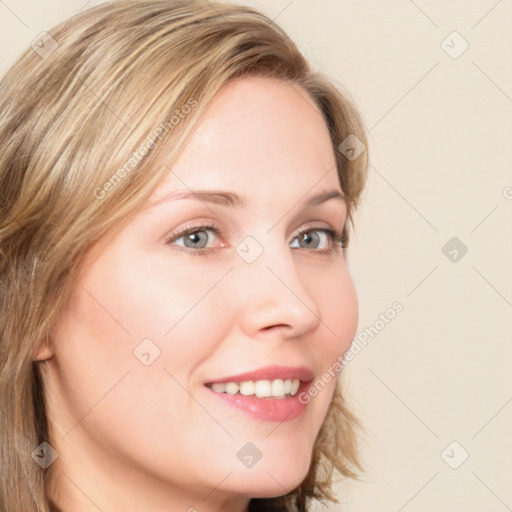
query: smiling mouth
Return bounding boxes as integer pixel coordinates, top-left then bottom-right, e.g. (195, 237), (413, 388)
(205, 378), (302, 399)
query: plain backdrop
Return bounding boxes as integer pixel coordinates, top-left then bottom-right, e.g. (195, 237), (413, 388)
(1, 1), (511, 511)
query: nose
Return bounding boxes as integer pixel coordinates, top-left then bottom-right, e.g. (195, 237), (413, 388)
(234, 238), (322, 339)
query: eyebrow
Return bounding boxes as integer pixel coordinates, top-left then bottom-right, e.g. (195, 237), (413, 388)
(150, 188), (346, 209)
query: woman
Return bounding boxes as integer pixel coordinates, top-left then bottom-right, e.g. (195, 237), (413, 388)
(0, 1), (368, 511)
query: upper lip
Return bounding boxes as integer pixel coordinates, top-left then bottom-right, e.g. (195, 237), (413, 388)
(204, 365), (315, 385)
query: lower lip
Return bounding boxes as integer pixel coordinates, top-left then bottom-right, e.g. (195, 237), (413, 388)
(204, 382), (310, 422)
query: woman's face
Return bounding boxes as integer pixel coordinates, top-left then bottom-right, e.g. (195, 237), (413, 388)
(39, 76), (358, 511)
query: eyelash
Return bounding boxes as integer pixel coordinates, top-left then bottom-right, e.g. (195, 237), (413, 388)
(165, 221), (347, 257)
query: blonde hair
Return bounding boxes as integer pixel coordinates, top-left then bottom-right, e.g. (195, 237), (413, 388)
(0, 1), (368, 511)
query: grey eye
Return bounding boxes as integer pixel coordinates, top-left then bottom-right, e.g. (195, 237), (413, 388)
(297, 231), (320, 248)
(181, 230), (209, 249)
(290, 229), (332, 250)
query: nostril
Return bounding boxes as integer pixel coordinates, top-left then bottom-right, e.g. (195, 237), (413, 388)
(262, 324), (289, 331)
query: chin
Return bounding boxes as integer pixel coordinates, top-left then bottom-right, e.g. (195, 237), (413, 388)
(226, 456), (311, 497)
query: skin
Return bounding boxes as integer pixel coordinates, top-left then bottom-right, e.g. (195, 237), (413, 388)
(36, 76), (359, 512)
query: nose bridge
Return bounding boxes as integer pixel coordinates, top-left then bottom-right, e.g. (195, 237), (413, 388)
(234, 233), (321, 337)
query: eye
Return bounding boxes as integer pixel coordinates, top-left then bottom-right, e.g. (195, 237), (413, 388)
(179, 230), (209, 249)
(165, 223), (346, 256)
(290, 227), (346, 252)
(166, 222), (223, 253)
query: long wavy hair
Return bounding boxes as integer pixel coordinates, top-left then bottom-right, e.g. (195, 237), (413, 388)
(0, 1), (368, 511)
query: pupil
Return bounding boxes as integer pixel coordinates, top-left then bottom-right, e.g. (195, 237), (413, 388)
(185, 231), (207, 248)
(301, 232), (318, 248)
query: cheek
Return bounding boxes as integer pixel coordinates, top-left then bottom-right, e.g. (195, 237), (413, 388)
(50, 282), (224, 482)
(94, 249), (232, 343)
(52, 252), (232, 427)
(312, 262), (359, 358)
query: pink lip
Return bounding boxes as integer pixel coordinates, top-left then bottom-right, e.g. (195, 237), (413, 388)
(204, 380), (312, 422)
(203, 365), (315, 423)
(204, 365), (315, 385)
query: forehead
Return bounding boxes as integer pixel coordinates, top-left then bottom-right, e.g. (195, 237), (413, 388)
(152, 76), (340, 198)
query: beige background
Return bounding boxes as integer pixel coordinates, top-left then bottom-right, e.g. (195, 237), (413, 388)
(1, 1), (511, 510)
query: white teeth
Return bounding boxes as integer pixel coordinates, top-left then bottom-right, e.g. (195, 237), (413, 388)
(208, 378), (301, 399)
(211, 383), (226, 393)
(225, 382), (239, 395)
(239, 381), (255, 396)
(290, 379), (300, 396)
(254, 380), (272, 398)
(271, 379), (285, 397)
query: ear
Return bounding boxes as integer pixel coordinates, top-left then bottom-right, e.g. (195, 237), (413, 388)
(32, 333), (54, 361)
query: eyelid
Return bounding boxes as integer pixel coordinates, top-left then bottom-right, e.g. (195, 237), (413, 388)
(292, 218), (347, 244)
(294, 226), (347, 249)
(165, 220), (224, 246)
